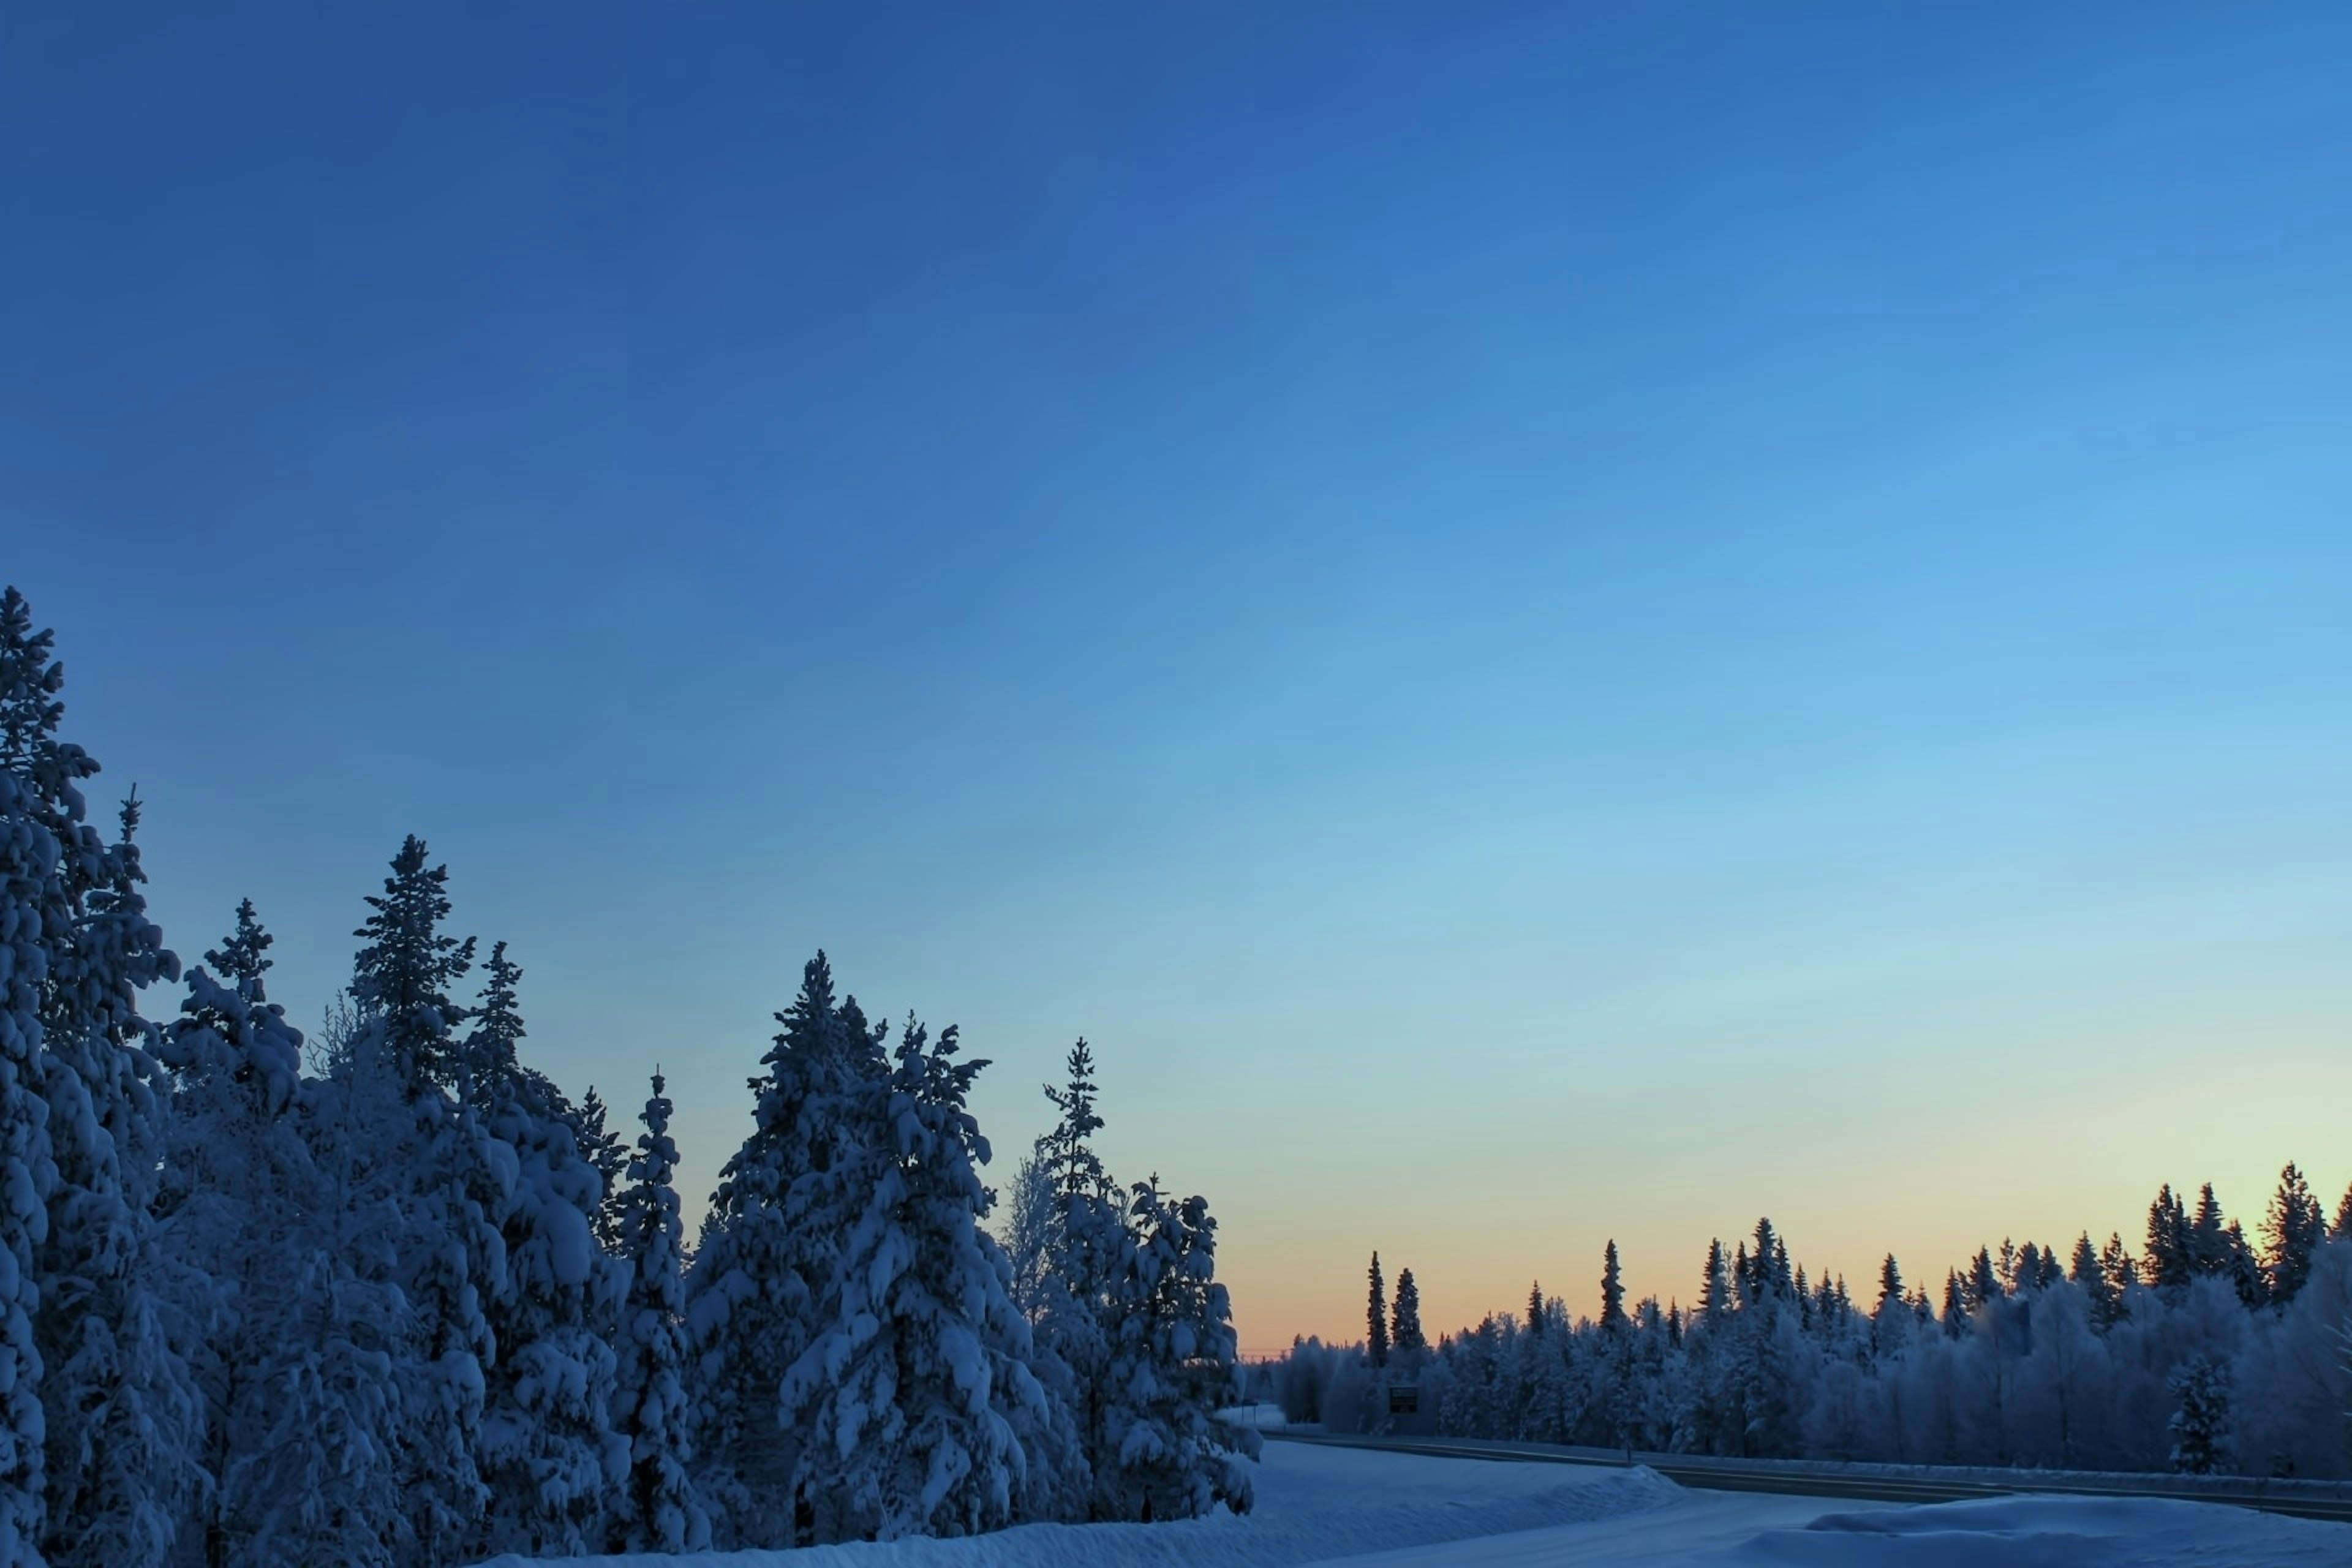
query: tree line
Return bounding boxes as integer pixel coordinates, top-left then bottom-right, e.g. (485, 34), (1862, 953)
(0, 585), (1254, 1567)
(1285, 1188), (2352, 1478)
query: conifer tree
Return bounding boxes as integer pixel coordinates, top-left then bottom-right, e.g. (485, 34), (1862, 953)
(1600, 1241), (1628, 1333)
(154, 903), (314, 1568)
(2261, 1163), (2327, 1307)
(2145, 1184), (2191, 1287)
(2188, 1183), (2231, 1276)
(1366, 1253), (1389, 1368)
(1526, 1281), (1544, 1335)
(35, 788), (202, 1568)
(350, 838), (503, 1564)
(608, 1071), (710, 1554)
(1876, 1255), (1902, 1314)
(2167, 1356), (2231, 1474)
(685, 952), (888, 1547)
(1698, 1240), (1730, 1324)
(1940, 1271), (1969, 1338)
(469, 943), (625, 1557)
(1090, 1177), (1257, 1522)
(782, 1016), (1072, 1540)
(1390, 1268), (1425, 1357)
(0, 586), (71, 1565)
(2334, 1183), (2352, 1240)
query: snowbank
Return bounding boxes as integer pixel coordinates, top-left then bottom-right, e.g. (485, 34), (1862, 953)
(474, 1439), (2350, 1568)
(470, 1442), (1678, 1567)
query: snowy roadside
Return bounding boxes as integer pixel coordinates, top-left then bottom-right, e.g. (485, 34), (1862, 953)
(469, 1439), (2352, 1567)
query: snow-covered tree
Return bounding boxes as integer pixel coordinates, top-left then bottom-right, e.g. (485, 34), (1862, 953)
(0, 584), (70, 1566)
(1365, 1253), (1389, 1368)
(782, 1016), (1073, 1540)
(607, 1069), (709, 1555)
(686, 951), (886, 1547)
(2168, 1355), (2231, 1474)
(468, 943), (625, 1558)
(1091, 1176), (1258, 1521)
(350, 838), (504, 1565)
(34, 781), (203, 1568)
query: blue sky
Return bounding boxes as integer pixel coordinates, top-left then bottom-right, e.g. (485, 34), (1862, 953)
(6, 2), (2350, 1346)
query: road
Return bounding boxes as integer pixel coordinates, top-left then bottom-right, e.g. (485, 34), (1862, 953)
(1259, 1430), (2352, 1524)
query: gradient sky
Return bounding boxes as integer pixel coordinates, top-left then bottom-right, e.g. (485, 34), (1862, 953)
(6, 2), (2350, 1352)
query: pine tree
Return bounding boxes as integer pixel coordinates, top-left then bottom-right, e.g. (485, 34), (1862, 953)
(469, 943), (625, 1557)
(1526, 1281), (1544, 1335)
(1090, 1176), (1257, 1522)
(2145, 1184), (2191, 1288)
(2334, 1183), (2352, 1240)
(1875, 1255), (1902, 1313)
(34, 788), (203, 1568)
(0, 585), (72, 1565)
(608, 1070), (710, 1554)
(782, 1016), (1075, 1540)
(2261, 1163), (2328, 1307)
(2167, 1355), (2231, 1474)
(1027, 1039), (1129, 1525)
(1940, 1270), (1969, 1338)
(350, 839), (503, 1564)
(154, 903), (314, 1568)
(1698, 1240), (1730, 1324)
(685, 952), (889, 1547)
(2188, 1183), (2230, 1277)
(1600, 1241), (1628, 1333)
(1390, 1268), (1425, 1356)
(1366, 1253), (1389, 1368)
(350, 836), (475, 1095)
(1965, 1246), (1999, 1309)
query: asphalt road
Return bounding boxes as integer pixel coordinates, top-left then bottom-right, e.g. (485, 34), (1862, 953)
(1259, 1430), (2352, 1525)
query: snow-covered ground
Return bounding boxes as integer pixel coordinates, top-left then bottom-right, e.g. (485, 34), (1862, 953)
(477, 1439), (2350, 1567)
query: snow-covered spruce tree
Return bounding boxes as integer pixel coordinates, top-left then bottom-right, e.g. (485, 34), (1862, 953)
(32, 784), (203, 1568)
(1091, 1175), (1259, 1521)
(349, 837), (505, 1566)
(0, 584), (72, 1566)
(466, 943), (626, 1558)
(571, 1084), (631, 1253)
(685, 951), (888, 1548)
(782, 1016), (1074, 1541)
(607, 1069), (709, 1554)
(153, 902), (315, 1568)
(2168, 1355), (2231, 1474)
(1365, 1253), (1389, 1368)
(1025, 1038), (1129, 1519)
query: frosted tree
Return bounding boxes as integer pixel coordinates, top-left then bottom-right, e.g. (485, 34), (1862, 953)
(607, 1070), (710, 1554)
(2145, 1185), (2192, 1289)
(153, 903), (313, 1568)
(468, 943), (626, 1557)
(1027, 1039), (1128, 1518)
(686, 952), (887, 1547)
(1365, 1253), (1389, 1367)
(2167, 1355), (2231, 1474)
(33, 780), (202, 1568)
(350, 837), (503, 1565)
(1090, 1176), (1259, 1521)
(997, 1150), (1057, 1321)
(782, 1016), (1072, 1540)
(0, 585), (72, 1566)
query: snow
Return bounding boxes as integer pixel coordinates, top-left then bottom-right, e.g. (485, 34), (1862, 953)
(475, 1436), (2350, 1568)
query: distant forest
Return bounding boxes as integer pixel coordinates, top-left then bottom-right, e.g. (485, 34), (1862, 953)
(1283, 1183), (2352, 1479)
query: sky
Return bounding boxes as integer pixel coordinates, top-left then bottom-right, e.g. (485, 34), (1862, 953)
(4, 2), (2350, 1352)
